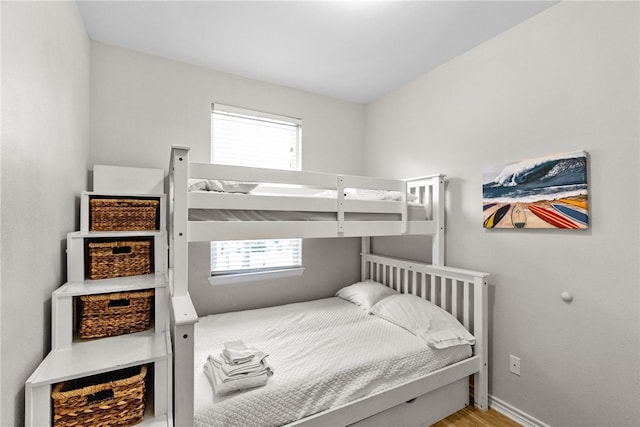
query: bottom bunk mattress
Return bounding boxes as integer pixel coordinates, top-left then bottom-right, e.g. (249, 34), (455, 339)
(193, 297), (472, 427)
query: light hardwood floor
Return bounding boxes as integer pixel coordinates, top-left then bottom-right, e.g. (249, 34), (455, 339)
(431, 406), (522, 427)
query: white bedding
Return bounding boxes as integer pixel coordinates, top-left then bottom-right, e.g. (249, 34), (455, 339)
(194, 297), (471, 427)
(187, 185), (428, 222)
(188, 181), (417, 202)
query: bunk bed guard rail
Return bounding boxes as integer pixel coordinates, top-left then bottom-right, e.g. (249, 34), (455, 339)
(169, 145), (445, 266)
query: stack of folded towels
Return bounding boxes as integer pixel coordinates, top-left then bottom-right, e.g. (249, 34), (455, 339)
(204, 340), (274, 395)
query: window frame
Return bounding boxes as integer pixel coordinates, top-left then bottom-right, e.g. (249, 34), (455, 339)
(209, 103), (304, 285)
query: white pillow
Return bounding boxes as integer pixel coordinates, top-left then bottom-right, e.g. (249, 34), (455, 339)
(218, 180), (259, 193)
(344, 189), (418, 202)
(188, 179), (258, 194)
(188, 179), (209, 191)
(369, 294), (475, 349)
(383, 190), (418, 202)
(335, 280), (397, 310)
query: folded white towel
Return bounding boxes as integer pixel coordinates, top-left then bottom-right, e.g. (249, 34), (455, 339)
(222, 340), (261, 365)
(207, 354), (273, 381)
(208, 351), (270, 377)
(204, 361), (269, 395)
(202, 341), (274, 396)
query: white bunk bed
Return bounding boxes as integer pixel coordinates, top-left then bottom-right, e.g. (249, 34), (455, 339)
(168, 145), (489, 426)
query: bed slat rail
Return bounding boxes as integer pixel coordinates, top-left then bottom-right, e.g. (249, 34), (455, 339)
(362, 253), (487, 328)
(191, 162), (414, 192)
(187, 220), (437, 242)
(361, 252), (489, 411)
(189, 192), (408, 213)
(190, 162), (337, 188)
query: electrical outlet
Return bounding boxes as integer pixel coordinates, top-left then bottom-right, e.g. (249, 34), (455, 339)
(509, 355), (521, 375)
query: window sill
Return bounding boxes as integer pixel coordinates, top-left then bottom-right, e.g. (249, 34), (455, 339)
(208, 267), (305, 286)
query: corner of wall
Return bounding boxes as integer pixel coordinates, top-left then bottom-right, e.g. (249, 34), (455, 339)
(1, 1), (91, 425)
(0, 0), (4, 422)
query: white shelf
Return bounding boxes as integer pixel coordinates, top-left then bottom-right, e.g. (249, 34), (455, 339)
(54, 272), (168, 297)
(27, 330), (170, 387)
(25, 330), (172, 426)
(85, 191), (166, 198)
(52, 273), (169, 349)
(71, 229), (167, 238)
(26, 184), (172, 426)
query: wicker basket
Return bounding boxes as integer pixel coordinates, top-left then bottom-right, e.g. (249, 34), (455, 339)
(52, 365), (148, 427)
(78, 290), (154, 339)
(90, 198), (159, 231)
(87, 240), (152, 280)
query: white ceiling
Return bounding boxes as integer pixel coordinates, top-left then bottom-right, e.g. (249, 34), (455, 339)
(77, 1), (556, 104)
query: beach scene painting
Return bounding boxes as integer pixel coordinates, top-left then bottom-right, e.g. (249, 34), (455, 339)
(482, 151), (589, 229)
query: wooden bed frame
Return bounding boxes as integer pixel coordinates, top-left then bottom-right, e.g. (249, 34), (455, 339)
(168, 145), (489, 426)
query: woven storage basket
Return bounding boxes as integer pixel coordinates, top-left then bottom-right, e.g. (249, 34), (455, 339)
(52, 365), (148, 427)
(88, 240), (152, 280)
(78, 289), (154, 339)
(90, 198), (159, 231)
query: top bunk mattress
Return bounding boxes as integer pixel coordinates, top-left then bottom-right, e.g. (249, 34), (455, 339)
(188, 203), (427, 222)
(193, 297), (471, 427)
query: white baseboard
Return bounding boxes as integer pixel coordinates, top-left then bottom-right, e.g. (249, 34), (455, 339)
(490, 395), (552, 427)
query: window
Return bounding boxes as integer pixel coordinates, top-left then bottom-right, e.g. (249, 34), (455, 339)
(211, 104), (300, 170)
(210, 104), (302, 280)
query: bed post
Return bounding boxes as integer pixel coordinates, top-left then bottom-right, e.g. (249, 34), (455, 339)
(169, 145), (197, 427)
(473, 275), (489, 411)
(361, 237), (371, 281)
(170, 145), (189, 297)
(431, 175), (445, 266)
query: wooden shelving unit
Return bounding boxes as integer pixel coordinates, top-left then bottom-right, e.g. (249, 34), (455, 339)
(25, 174), (173, 426)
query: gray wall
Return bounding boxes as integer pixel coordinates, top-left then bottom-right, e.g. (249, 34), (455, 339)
(364, 2), (639, 426)
(89, 43), (366, 315)
(0, 2), (90, 426)
(3, 2), (638, 426)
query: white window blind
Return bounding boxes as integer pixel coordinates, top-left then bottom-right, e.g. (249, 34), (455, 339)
(211, 104), (302, 275)
(212, 104), (301, 170)
(211, 239), (302, 275)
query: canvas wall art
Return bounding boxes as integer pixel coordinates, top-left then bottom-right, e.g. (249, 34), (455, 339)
(482, 151), (589, 229)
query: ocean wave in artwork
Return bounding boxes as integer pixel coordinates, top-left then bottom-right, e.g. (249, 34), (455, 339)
(483, 151), (587, 203)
